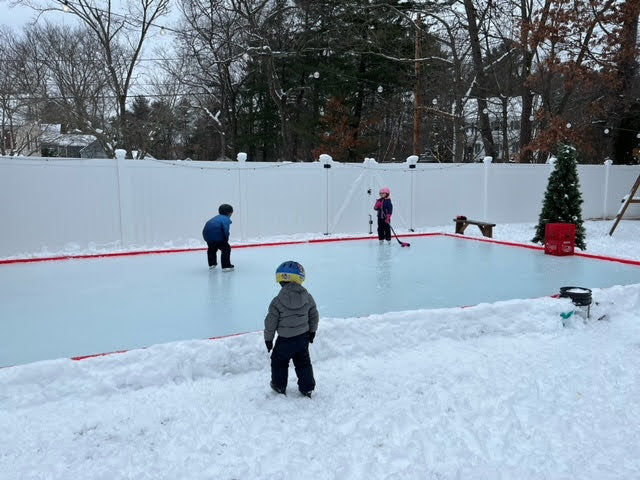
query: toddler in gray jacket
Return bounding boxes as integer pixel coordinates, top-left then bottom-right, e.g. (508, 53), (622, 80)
(264, 261), (319, 397)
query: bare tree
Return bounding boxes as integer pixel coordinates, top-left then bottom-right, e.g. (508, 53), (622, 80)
(16, 0), (171, 157)
(0, 28), (24, 155)
(461, 0), (497, 159)
(421, 7), (474, 162)
(35, 24), (113, 146)
(421, 0), (518, 162)
(176, 0), (248, 160)
(0, 26), (50, 155)
(522, 0), (618, 160)
(142, 65), (195, 160)
(510, 0), (552, 162)
(606, 0), (640, 164)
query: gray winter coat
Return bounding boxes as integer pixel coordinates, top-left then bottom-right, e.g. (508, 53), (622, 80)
(264, 282), (319, 341)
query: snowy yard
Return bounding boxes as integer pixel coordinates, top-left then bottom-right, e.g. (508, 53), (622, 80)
(1, 219), (639, 479)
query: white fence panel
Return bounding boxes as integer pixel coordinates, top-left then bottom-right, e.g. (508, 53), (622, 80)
(603, 164), (640, 218)
(120, 161), (237, 247)
(579, 165), (609, 220)
(486, 164), (550, 224)
(0, 159), (121, 256)
(1, 156), (639, 258)
(411, 165), (487, 226)
(242, 163), (325, 239)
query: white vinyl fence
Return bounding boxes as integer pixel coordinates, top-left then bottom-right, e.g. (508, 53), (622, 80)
(1, 154), (638, 258)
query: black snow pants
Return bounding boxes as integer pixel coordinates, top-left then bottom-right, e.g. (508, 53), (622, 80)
(206, 240), (232, 268)
(377, 217), (391, 241)
(271, 332), (315, 393)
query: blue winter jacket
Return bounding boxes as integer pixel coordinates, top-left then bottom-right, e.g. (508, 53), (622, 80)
(374, 198), (393, 220)
(202, 214), (232, 243)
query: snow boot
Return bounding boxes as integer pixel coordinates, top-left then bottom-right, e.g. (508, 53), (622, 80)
(270, 382), (286, 395)
(299, 389), (312, 398)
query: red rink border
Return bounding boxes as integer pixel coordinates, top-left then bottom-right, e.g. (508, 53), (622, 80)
(70, 332), (252, 362)
(440, 232), (640, 267)
(0, 232), (439, 265)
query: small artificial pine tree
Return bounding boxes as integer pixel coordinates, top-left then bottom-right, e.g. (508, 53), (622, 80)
(531, 143), (586, 249)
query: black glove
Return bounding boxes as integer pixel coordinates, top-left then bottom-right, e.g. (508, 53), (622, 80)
(309, 331), (316, 343)
(265, 340), (273, 352)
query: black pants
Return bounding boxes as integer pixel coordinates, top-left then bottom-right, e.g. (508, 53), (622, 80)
(206, 240), (231, 268)
(271, 332), (315, 393)
(377, 218), (391, 241)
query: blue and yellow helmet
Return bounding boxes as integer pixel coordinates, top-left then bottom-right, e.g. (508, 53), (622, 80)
(275, 261), (305, 284)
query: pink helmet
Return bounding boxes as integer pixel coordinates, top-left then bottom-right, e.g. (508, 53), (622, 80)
(379, 187), (390, 196)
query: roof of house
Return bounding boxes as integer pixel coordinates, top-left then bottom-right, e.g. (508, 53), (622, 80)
(40, 124), (98, 148)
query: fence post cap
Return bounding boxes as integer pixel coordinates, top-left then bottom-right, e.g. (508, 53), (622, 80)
(319, 154), (333, 164)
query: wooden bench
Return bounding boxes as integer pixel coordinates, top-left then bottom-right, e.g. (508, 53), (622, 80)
(453, 218), (496, 238)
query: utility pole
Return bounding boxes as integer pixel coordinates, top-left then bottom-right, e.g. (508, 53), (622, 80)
(413, 15), (423, 156)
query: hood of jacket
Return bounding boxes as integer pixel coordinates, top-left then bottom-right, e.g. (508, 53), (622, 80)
(277, 282), (309, 310)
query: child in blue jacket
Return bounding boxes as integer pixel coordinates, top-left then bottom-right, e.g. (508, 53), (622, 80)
(373, 187), (393, 243)
(202, 204), (234, 271)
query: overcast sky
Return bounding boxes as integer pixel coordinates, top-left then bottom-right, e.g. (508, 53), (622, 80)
(1, 1), (33, 27)
(0, 0), (74, 28)
(0, 0), (181, 44)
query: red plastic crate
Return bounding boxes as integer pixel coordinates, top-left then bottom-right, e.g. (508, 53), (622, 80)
(544, 223), (576, 256)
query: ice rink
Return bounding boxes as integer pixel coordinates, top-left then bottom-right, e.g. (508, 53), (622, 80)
(2, 234), (639, 367)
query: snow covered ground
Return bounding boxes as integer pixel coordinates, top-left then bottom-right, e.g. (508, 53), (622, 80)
(1, 220), (640, 479)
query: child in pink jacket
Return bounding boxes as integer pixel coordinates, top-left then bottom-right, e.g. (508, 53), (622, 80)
(373, 187), (393, 243)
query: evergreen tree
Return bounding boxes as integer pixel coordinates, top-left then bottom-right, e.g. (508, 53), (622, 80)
(124, 96), (153, 158)
(532, 143), (586, 249)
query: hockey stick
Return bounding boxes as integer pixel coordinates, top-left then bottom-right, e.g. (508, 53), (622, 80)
(389, 224), (410, 247)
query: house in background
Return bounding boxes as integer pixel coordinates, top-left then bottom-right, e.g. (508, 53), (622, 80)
(40, 124), (108, 158)
(79, 140), (109, 159)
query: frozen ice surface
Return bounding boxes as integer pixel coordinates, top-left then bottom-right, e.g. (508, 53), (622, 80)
(1, 235), (639, 367)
